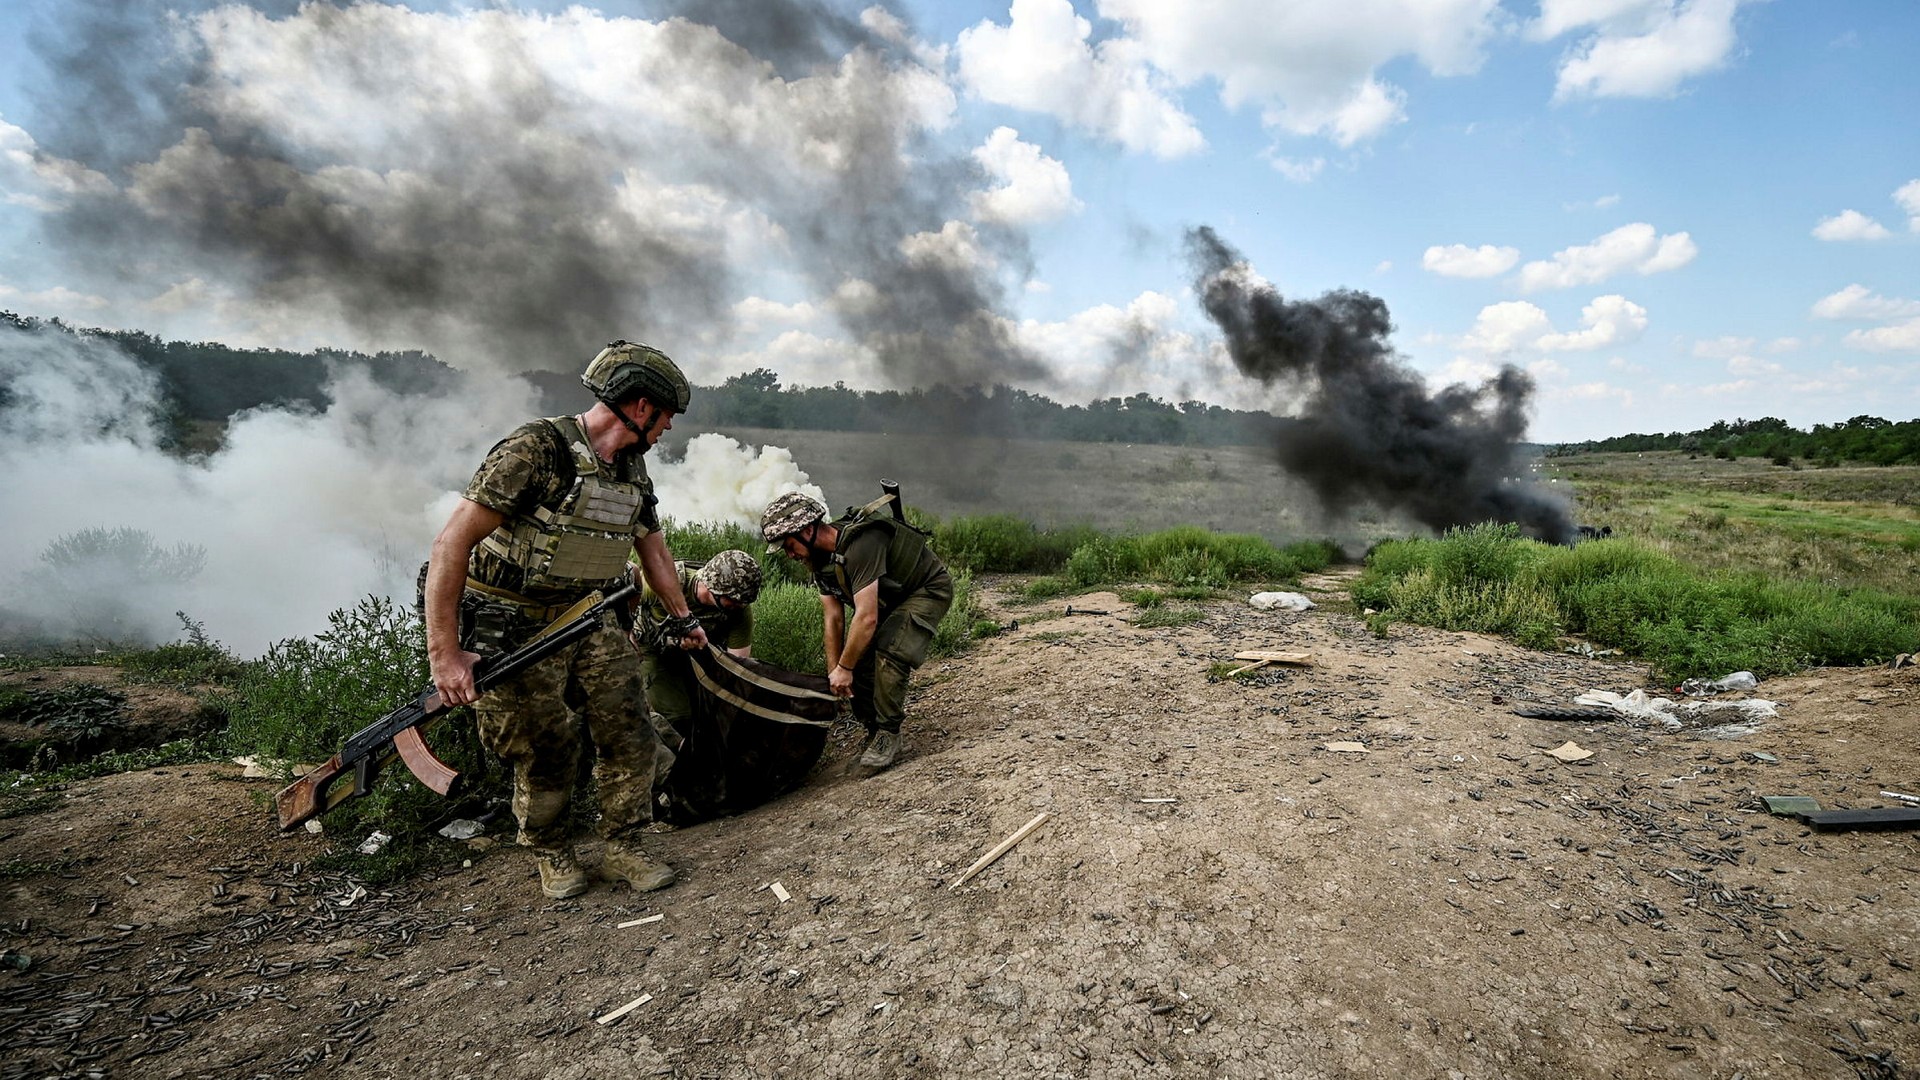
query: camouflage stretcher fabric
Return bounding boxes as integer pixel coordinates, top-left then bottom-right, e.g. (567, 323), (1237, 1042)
(656, 647), (840, 825)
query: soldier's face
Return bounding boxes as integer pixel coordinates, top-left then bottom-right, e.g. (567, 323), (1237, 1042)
(638, 403), (674, 446)
(779, 525), (815, 563)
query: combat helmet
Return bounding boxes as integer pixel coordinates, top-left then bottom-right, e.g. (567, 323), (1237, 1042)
(760, 491), (828, 545)
(581, 340), (691, 413)
(696, 549), (763, 604)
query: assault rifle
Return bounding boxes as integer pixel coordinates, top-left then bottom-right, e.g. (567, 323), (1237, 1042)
(275, 583), (638, 831)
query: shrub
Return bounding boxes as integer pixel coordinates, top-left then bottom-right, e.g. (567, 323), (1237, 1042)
(226, 595), (497, 882)
(1360, 527), (1920, 679)
(932, 515), (1097, 574)
(36, 526), (208, 645)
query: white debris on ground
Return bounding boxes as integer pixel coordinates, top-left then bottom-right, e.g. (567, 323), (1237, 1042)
(1575, 687), (1780, 732)
(1249, 591), (1315, 611)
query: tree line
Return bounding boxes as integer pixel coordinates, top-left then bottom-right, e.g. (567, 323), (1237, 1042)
(4, 315), (1281, 448)
(1548, 415), (1920, 466)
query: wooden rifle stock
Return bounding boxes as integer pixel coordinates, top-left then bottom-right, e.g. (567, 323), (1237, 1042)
(274, 583), (637, 831)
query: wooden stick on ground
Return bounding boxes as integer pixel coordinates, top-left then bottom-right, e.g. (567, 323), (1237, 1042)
(1224, 658), (1273, 678)
(949, 812), (1051, 891)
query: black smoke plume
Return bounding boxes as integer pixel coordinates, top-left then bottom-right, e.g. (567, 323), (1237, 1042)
(25, 0), (1042, 393)
(1186, 227), (1574, 543)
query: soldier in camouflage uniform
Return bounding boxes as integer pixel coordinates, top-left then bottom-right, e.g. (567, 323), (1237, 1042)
(635, 549), (761, 764)
(760, 492), (951, 769)
(425, 340), (709, 900)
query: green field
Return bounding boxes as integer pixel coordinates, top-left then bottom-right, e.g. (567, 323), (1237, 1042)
(1546, 451), (1920, 597)
(667, 424), (1381, 543)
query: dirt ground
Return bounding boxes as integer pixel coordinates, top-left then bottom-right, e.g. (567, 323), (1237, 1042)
(3, 572), (1916, 1079)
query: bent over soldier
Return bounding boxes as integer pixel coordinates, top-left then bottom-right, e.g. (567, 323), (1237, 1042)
(636, 549), (761, 762)
(424, 340), (709, 900)
(761, 493), (951, 769)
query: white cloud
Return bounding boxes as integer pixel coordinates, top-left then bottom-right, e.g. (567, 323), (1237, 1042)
(1461, 301), (1552, 355)
(1726, 355), (1783, 376)
(898, 220), (993, 274)
(732, 297), (821, 331)
(1812, 209), (1891, 242)
(1269, 155), (1325, 183)
(1014, 290), (1241, 405)
(1691, 335), (1754, 359)
(968, 127), (1083, 225)
(1893, 179), (1920, 231)
(1539, 0), (1751, 101)
(1098, 0), (1502, 146)
(954, 0), (1204, 158)
(1517, 222), (1696, 291)
(0, 280), (112, 316)
(1535, 295), (1648, 351)
(1422, 243), (1520, 278)
(1843, 319), (1920, 353)
(1811, 284), (1920, 321)
(1460, 294), (1645, 355)
(0, 114), (116, 211)
(1374, 260), (1393, 274)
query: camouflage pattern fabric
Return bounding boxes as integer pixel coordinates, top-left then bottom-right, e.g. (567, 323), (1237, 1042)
(471, 602), (658, 849)
(463, 420), (659, 603)
(638, 564), (753, 654)
(656, 647), (839, 824)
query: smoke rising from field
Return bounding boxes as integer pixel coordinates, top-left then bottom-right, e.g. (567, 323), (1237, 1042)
(0, 324), (818, 654)
(26, 0), (1042, 394)
(1186, 227), (1574, 543)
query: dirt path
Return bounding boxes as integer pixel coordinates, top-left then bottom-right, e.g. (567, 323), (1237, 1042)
(3, 578), (1916, 1078)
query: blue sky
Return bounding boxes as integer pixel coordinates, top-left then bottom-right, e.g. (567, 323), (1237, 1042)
(1, 0), (1915, 442)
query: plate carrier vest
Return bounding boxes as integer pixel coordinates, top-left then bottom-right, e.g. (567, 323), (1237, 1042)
(816, 504), (942, 610)
(475, 415), (653, 595)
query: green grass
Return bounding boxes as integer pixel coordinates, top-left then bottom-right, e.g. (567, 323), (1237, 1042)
(1356, 523), (1920, 680)
(1065, 527), (1336, 589)
(1133, 606), (1206, 629)
(750, 570), (985, 674)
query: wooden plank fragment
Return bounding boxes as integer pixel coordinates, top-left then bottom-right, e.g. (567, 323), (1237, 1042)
(767, 881), (791, 903)
(1224, 659), (1273, 678)
(595, 993), (653, 1025)
(616, 914), (665, 929)
(949, 812), (1051, 890)
(1231, 650), (1313, 665)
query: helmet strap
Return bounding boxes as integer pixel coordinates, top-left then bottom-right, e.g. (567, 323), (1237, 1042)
(602, 395), (654, 449)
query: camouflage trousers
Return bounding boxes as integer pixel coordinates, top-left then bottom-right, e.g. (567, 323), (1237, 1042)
(852, 585), (952, 734)
(472, 619), (659, 851)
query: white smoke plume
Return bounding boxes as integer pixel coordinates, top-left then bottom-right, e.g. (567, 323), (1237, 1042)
(653, 434), (823, 532)
(0, 325), (823, 654)
(0, 326), (539, 653)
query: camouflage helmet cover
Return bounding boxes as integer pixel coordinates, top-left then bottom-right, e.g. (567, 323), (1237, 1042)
(581, 339), (692, 413)
(760, 491), (828, 543)
(696, 549), (763, 604)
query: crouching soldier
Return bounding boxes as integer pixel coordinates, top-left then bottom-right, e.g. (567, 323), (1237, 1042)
(636, 549), (761, 763)
(423, 340), (708, 900)
(759, 493), (951, 769)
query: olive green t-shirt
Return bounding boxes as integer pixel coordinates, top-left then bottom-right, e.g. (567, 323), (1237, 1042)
(640, 563), (752, 653)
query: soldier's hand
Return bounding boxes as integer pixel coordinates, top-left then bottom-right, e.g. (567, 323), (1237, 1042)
(677, 624), (709, 651)
(430, 649), (483, 707)
(828, 663), (854, 697)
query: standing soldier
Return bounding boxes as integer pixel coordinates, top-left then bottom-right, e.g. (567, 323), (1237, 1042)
(760, 492), (951, 769)
(423, 340), (708, 900)
(635, 548), (761, 766)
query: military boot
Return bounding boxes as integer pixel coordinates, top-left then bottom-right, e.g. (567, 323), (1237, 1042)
(859, 728), (900, 769)
(604, 842), (675, 892)
(536, 848), (589, 900)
